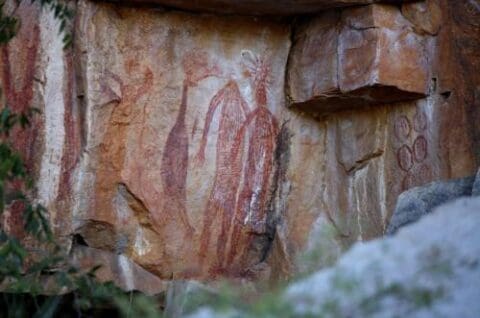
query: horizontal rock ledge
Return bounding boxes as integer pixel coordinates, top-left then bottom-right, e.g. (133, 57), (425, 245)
(101, 0), (409, 15)
(289, 85), (427, 115)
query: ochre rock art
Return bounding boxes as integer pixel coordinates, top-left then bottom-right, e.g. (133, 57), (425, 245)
(0, 3), (41, 238)
(226, 52), (279, 273)
(195, 51), (280, 277)
(3, 0), (478, 285)
(394, 110), (432, 192)
(158, 50), (221, 271)
(195, 80), (249, 272)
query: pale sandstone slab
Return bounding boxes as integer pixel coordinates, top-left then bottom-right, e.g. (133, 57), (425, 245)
(288, 4), (431, 114)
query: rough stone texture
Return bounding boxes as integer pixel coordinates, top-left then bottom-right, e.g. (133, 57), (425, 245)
(287, 4), (431, 113)
(71, 245), (168, 295)
(186, 197), (480, 318)
(473, 169), (480, 196)
(1, 0), (478, 285)
(106, 0), (407, 16)
(286, 0), (478, 275)
(386, 175), (476, 234)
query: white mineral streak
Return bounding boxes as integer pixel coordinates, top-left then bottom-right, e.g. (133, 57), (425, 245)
(118, 254), (135, 291)
(72, 0), (96, 224)
(134, 228), (151, 257)
(37, 11), (66, 207)
(113, 190), (131, 225)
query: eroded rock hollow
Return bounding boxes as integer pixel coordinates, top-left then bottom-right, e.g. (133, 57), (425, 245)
(1, 0), (478, 291)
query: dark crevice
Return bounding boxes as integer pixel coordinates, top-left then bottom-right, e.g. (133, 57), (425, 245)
(344, 149), (385, 175)
(258, 121), (292, 264)
(117, 183), (160, 235)
(430, 77), (438, 94)
(72, 233), (89, 247)
(441, 91), (452, 99)
(284, 16), (300, 108)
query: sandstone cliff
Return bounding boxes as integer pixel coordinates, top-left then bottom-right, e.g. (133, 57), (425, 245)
(0, 0), (478, 289)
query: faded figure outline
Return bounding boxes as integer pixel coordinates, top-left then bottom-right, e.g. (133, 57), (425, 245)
(96, 58), (154, 224)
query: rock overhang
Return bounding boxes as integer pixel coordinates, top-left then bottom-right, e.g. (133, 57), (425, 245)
(100, 0), (411, 16)
(287, 3), (436, 115)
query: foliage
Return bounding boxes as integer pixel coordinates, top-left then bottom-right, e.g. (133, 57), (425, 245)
(0, 0), (73, 47)
(0, 1), (162, 317)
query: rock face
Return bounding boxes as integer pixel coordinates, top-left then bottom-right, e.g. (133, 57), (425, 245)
(1, 0), (478, 285)
(71, 245), (168, 295)
(73, 0), (292, 279)
(387, 175), (476, 234)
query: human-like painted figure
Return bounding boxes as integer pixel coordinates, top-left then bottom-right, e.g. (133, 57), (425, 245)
(195, 80), (249, 272)
(159, 51), (221, 236)
(1, 4), (41, 238)
(227, 51), (279, 270)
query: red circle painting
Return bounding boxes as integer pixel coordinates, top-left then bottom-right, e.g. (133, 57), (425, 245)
(413, 111), (428, 132)
(413, 136), (428, 162)
(397, 145), (414, 172)
(394, 115), (412, 142)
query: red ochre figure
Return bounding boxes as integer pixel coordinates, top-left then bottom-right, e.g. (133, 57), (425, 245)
(226, 51), (279, 270)
(0, 5), (41, 238)
(196, 80), (249, 271)
(159, 50), (220, 235)
(1, 18), (40, 171)
(394, 109), (431, 192)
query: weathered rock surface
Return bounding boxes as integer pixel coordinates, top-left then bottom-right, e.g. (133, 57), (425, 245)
(106, 0), (408, 16)
(287, 4), (432, 113)
(1, 0), (478, 285)
(74, 0), (293, 280)
(473, 169), (480, 196)
(187, 197), (480, 317)
(387, 175), (476, 234)
(71, 245), (168, 295)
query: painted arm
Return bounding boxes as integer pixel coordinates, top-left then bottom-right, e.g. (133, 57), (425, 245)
(105, 69), (123, 87)
(270, 112), (279, 139)
(22, 25), (40, 104)
(229, 108), (258, 162)
(1, 47), (14, 104)
(195, 85), (228, 164)
(132, 68), (154, 102)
